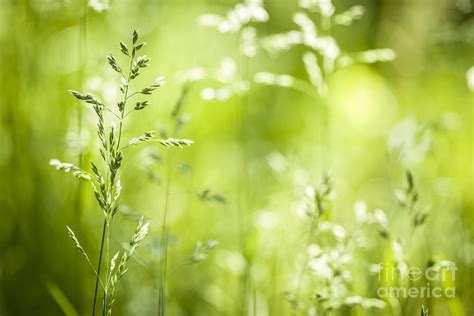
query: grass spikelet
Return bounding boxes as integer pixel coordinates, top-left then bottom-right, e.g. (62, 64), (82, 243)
(66, 226), (102, 283)
(49, 159), (91, 181)
(104, 217), (149, 315)
(159, 138), (193, 148)
(128, 131), (155, 146)
(51, 29), (161, 315)
(66, 226), (90, 261)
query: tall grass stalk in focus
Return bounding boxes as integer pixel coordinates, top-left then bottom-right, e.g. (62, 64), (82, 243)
(50, 29), (168, 315)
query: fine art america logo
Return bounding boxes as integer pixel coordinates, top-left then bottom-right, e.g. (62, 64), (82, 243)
(375, 261), (457, 299)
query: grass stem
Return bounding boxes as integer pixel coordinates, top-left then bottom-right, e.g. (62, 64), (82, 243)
(92, 219), (107, 316)
(158, 150), (173, 316)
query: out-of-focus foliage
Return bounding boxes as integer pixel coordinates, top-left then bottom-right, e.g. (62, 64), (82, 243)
(0, 0), (472, 315)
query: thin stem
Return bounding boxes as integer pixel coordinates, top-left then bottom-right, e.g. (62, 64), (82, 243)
(102, 220), (111, 315)
(104, 107), (121, 119)
(92, 219), (107, 316)
(123, 109), (133, 119)
(158, 150), (173, 316)
(116, 56), (135, 151)
(292, 216), (319, 315)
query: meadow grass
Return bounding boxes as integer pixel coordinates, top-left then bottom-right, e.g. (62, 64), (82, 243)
(26, 0), (469, 315)
(51, 29), (168, 315)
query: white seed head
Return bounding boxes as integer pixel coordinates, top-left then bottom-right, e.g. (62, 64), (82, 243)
(266, 151), (287, 173)
(373, 209), (388, 227)
(217, 58), (238, 83)
(254, 72), (277, 85)
(293, 12), (317, 42)
(467, 66), (474, 91)
(332, 224), (346, 241)
(88, 0), (110, 12)
(215, 87), (233, 101)
(303, 52), (325, 95)
(154, 76), (166, 86)
(240, 27), (258, 57)
(308, 258), (333, 279)
(299, 0), (335, 17)
(198, 14), (223, 28)
(201, 88), (216, 100)
(275, 75), (294, 87)
(261, 31), (303, 53)
(305, 186), (315, 200)
(334, 5), (365, 26)
(357, 49), (396, 63)
(307, 244), (322, 256)
(354, 200), (369, 223)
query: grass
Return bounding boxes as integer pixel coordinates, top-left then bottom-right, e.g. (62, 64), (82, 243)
(50, 29), (166, 315)
(0, 0), (469, 315)
(196, 13), (398, 312)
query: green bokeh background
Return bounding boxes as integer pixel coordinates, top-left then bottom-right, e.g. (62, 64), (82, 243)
(0, 0), (473, 315)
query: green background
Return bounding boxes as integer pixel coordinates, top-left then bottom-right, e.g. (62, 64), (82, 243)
(0, 0), (472, 315)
